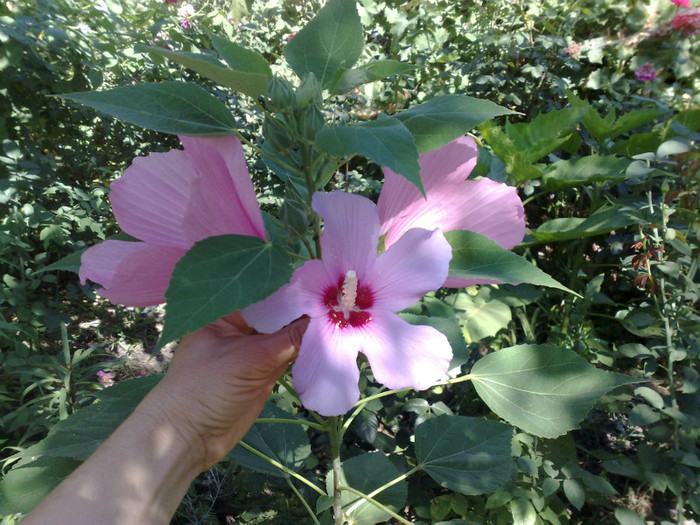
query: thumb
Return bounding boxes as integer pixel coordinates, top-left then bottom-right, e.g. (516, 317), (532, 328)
(255, 315), (310, 364)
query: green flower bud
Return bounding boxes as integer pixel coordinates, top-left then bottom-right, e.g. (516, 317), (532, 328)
(263, 115), (294, 154)
(279, 197), (309, 239)
(295, 72), (321, 109)
(267, 76), (295, 113)
(297, 105), (325, 143)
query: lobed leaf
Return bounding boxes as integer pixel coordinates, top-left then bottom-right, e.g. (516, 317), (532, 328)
(160, 235), (293, 347)
(283, 0), (364, 88)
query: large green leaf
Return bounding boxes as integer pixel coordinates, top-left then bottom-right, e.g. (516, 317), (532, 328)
(542, 155), (631, 191)
(470, 345), (641, 438)
(530, 206), (638, 243)
(8, 375), (161, 466)
(331, 60), (414, 94)
(283, 0), (363, 88)
(228, 404), (312, 477)
(207, 32), (272, 78)
(160, 235), (293, 347)
(339, 452), (408, 525)
(395, 95), (514, 153)
(444, 230), (574, 294)
(415, 415), (513, 495)
(60, 82), (237, 135)
(140, 46), (269, 98)
(0, 457), (81, 515)
(316, 116), (423, 195)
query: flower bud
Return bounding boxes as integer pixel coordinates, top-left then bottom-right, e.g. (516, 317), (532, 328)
(267, 76), (295, 113)
(279, 196), (309, 238)
(263, 115), (294, 154)
(297, 105), (325, 143)
(295, 73), (321, 109)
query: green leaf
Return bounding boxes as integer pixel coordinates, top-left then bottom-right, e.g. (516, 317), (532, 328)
(9, 375), (161, 466)
(339, 452), (407, 525)
(160, 235), (293, 347)
(139, 46), (269, 98)
(36, 249), (86, 274)
(448, 290), (512, 343)
(207, 32), (272, 78)
(502, 107), (587, 163)
(316, 116), (423, 195)
(283, 0), (363, 88)
(444, 230), (575, 295)
(228, 404), (312, 477)
(331, 60), (414, 94)
(614, 508), (646, 525)
(470, 345), (641, 438)
(396, 95), (514, 153)
(415, 415), (513, 495)
(60, 82), (237, 135)
(542, 155), (631, 191)
(0, 457), (81, 515)
(531, 206), (638, 243)
(563, 478), (585, 510)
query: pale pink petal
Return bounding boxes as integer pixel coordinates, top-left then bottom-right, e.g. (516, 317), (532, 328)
(378, 136), (525, 250)
(312, 191), (380, 279)
(110, 149), (197, 249)
(368, 227), (451, 312)
(79, 241), (185, 307)
(180, 135), (266, 242)
(242, 260), (333, 333)
(293, 317), (361, 416)
(356, 311), (452, 390)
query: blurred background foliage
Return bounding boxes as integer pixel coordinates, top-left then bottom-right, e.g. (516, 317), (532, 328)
(0, 0), (698, 523)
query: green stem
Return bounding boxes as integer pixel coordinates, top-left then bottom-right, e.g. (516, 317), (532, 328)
(337, 485), (411, 525)
(326, 416), (345, 525)
(345, 465), (421, 516)
(237, 442), (326, 496)
(287, 477), (321, 525)
(278, 377), (301, 402)
(254, 418), (325, 432)
(350, 375), (475, 408)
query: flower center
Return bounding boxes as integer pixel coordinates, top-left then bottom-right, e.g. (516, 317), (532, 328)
(323, 270), (374, 329)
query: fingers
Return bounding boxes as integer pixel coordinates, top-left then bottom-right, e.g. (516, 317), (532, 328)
(255, 315), (310, 365)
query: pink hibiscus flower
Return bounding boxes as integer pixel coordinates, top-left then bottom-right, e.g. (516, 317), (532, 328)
(671, 0), (689, 7)
(377, 136), (526, 288)
(80, 135), (266, 307)
(672, 7), (700, 35)
(243, 191), (453, 416)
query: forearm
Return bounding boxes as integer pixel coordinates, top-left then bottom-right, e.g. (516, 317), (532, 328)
(22, 389), (204, 525)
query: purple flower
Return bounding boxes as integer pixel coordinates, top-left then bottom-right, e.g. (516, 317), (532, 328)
(243, 191), (453, 416)
(180, 19), (192, 29)
(634, 63), (657, 82)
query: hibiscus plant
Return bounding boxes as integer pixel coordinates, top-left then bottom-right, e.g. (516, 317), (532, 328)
(24, 0), (643, 522)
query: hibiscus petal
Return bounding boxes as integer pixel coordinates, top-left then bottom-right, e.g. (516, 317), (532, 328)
(378, 136), (525, 250)
(180, 135), (266, 242)
(312, 191), (380, 280)
(293, 317), (361, 416)
(79, 241), (185, 307)
(243, 260), (334, 333)
(369, 227), (451, 312)
(357, 311), (452, 390)
(110, 149), (197, 249)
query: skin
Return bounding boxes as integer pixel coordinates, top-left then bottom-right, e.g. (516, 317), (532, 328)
(22, 313), (309, 525)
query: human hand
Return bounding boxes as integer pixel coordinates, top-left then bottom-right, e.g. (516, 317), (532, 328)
(138, 312), (309, 471)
